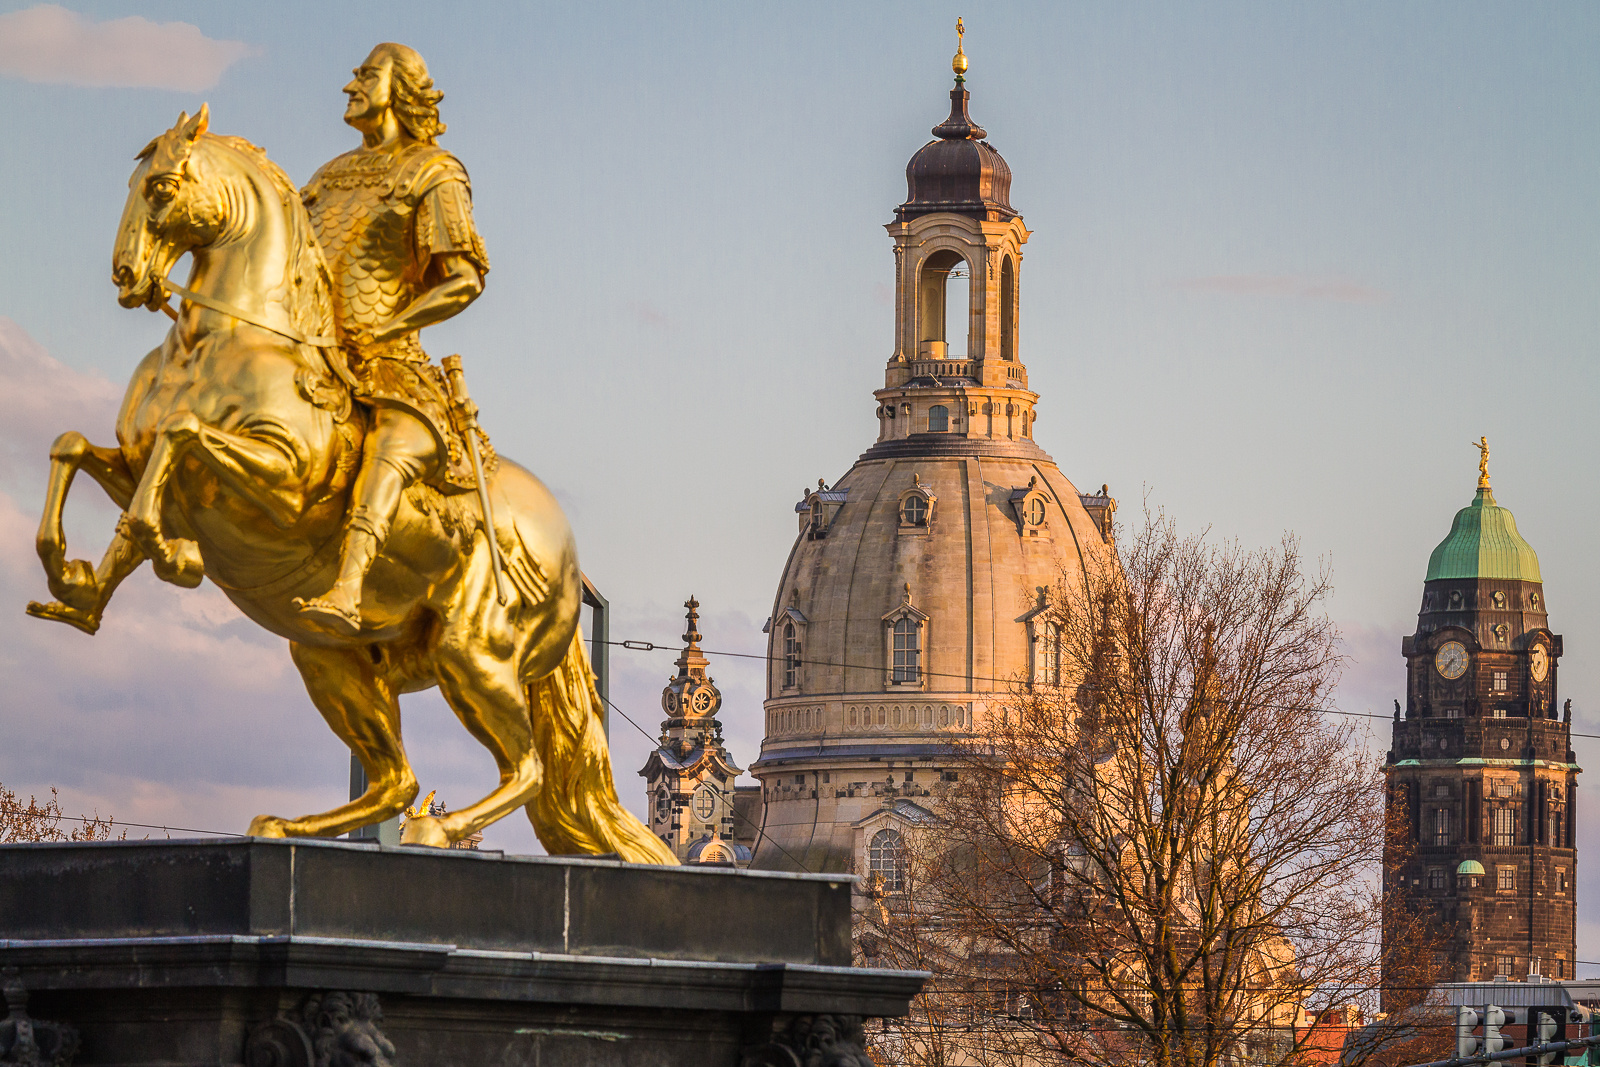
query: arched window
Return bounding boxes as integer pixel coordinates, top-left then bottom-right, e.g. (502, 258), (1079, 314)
(927, 405), (949, 433)
(783, 622), (799, 689)
(917, 250), (967, 357)
(1000, 256), (1016, 361)
(869, 828), (906, 891)
(892, 618), (921, 684)
(901, 494), (928, 526)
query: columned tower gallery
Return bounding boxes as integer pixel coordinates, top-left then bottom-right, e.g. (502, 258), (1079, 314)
(750, 44), (1117, 874)
(1384, 447), (1578, 984)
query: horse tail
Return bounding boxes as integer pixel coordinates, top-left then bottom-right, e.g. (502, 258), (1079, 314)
(525, 632), (678, 865)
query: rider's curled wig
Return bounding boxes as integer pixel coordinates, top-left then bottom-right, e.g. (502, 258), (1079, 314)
(373, 42), (446, 144)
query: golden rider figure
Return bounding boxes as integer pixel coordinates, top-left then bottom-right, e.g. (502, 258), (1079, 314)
(294, 43), (492, 635)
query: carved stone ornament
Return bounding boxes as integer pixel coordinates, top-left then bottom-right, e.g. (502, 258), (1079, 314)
(243, 992), (395, 1067)
(741, 1014), (875, 1067)
(0, 969), (79, 1067)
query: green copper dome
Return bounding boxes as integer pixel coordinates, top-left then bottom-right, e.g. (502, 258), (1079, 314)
(1425, 487), (1542, 582)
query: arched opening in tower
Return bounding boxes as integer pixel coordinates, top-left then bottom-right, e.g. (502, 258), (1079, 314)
(1000, 255), (1016, 361)
(918, 249), (969, 358)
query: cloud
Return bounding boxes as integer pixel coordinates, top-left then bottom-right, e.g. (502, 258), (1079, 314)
(1170, 274), (1389, 304)
(0, 5), (256, 92)
(628, 300), (670, 329)
(0, 318), (120, 479)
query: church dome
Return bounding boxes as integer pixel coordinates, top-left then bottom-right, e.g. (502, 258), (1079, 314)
(751, 55), (1117, 873)
(1425, 487), (1542, 583)
(897, 84), (1016, 223)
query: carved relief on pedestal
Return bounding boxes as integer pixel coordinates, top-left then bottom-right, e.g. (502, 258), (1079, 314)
(244, 992), (396, 1067)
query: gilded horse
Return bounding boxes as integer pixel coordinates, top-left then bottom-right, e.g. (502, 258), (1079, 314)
(27, 106), (674, 864)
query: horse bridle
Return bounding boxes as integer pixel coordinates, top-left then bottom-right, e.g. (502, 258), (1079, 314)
(159, 275), (359, 390)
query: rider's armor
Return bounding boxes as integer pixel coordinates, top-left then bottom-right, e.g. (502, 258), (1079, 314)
(302, 143), (492, 492)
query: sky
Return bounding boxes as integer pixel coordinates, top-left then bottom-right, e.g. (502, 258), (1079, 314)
(0, 0), (1595, 959)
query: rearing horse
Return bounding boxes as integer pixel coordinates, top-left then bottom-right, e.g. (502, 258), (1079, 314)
(28, 106), (673, 864)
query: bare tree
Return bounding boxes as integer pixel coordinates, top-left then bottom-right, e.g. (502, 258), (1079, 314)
(863, 513), (1449, 1067)
(0, 783), (121, 842)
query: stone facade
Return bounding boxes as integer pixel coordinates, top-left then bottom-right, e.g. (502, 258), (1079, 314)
(1384, 470), (1578, 986)
(750, 74), (1114, 875)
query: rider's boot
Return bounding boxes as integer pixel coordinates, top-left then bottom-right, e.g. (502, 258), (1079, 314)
(293, 506), (385, 637)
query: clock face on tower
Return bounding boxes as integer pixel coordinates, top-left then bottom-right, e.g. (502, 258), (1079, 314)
(692, 688), (715, 714)
(1435, 641), (1468, 680)
(1530, 643), (1550, 682)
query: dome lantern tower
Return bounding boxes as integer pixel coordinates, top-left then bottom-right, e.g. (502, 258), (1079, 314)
(880, 39), (1035, 451)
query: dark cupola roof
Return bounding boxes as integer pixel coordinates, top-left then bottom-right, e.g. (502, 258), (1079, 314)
(897, 79), (1017, 223)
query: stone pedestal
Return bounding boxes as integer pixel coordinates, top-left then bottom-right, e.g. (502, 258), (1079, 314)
(0, 839), (922, 1066)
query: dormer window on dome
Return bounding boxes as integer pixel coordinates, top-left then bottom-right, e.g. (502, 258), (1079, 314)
(1009, 477), (1052, 538)
(898, 473), (936, 532)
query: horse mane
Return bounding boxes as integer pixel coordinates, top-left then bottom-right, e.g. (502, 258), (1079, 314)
(204, 135), (335, 344)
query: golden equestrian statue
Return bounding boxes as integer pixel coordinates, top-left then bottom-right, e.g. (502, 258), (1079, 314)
(25, 43), (675, 863)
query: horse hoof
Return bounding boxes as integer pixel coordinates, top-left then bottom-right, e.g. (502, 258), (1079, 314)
(247, 815), (290, 838)
(292, 595), (362, 637)
(26, 600), (101, 635)
(400, 814), (450, 848)
(45, 558), (98, 606)
(170, 539), (205, 589)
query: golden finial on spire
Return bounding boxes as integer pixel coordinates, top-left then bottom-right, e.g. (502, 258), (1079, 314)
(952, 17), (968, 80)
(1472, 435), (1490, 489)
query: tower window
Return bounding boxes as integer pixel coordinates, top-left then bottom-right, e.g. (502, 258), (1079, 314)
(1496, 867), (1515, 891)
(783, 622), (799, 689)
(1557, 867), (1569, 894)
(1027, 497), (1046, 526)
(891, 617), (922, 685)
(1492, 807), (1517, 846)
(1496, 954), (1514, 977)
(1428, 867), (1446, 890)
(1433, 808), (1451, 846)
(917, 250), (968, 357)
(927, 405), (949, 433)
(868, 828), (906, 892)
(1000, 255), (1016, 361)
(1493, 671), (1508, 692)
(901, 495), (928, 526)
(1037, 620), (1060, 687)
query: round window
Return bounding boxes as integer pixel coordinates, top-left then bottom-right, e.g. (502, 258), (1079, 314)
(902, 495), (928, 526)
(1027, 497), (1046, 526)
(692, 688), (715, 714)
(693, 788), (716, 820)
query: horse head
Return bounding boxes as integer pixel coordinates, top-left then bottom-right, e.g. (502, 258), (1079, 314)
(113, 105), (221, 310)
(113, 105), (334, 345)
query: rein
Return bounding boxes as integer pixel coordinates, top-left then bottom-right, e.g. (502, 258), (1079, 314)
(161, 277), (336, 347)
(160, 276), (360, 390)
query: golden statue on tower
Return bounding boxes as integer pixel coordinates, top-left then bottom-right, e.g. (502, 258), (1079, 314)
(25, 44), (674, 863)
